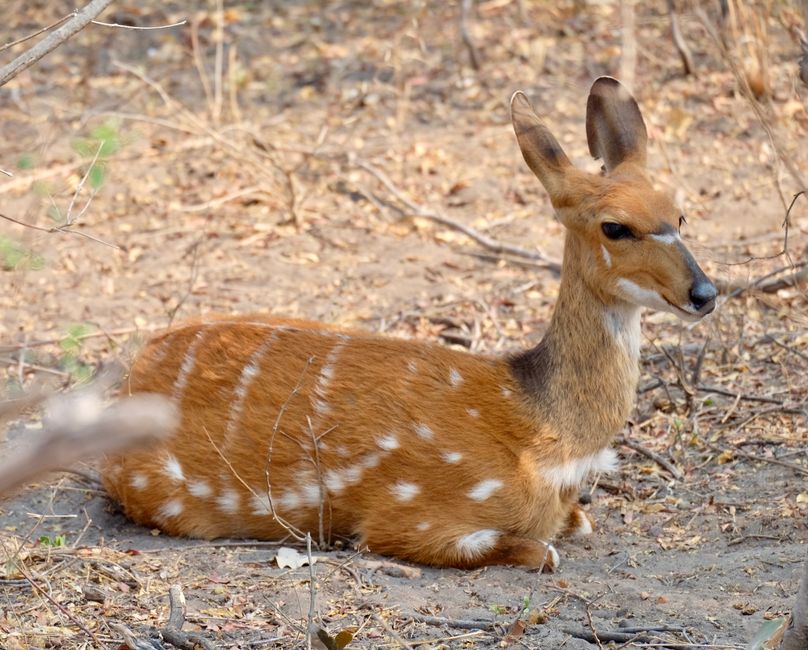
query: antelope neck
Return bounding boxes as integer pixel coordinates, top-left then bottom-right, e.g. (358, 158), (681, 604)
(509, 234), (641, 452)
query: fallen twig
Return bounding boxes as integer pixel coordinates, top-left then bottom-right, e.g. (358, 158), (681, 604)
(354, 158), (561, 273)
(157, 584), (215, 650)
(403, 612), (497, 631)
(618, 437), (682, 479)
(705, 441), (808, 477)
(697, 385), (783, 405)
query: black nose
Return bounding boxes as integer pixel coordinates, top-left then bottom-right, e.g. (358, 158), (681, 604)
(689, 280), (717, 311)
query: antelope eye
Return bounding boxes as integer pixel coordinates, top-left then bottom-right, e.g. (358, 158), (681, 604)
(601, 222), (634, 240)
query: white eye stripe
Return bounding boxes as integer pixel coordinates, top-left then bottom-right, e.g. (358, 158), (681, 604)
(649, 232), (679, 245)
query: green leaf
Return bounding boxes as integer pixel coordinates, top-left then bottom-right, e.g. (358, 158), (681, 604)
(88, 163), (105, 189)
(747, 616), (787, 650)
(0, 235), (45, 271)
(47, 204), (63, 223)
(16, 153), (35, 169)
(71, 137), (96, 158)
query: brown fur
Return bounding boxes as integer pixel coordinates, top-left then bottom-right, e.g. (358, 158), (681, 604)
(101, 78), (714, 570)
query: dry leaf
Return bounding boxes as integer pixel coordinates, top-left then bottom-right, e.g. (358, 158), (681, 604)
(276, 546), (317, 569)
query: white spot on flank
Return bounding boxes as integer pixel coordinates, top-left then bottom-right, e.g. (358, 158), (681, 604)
(216, 487), (240, 514)
(442, 451), (463, 464)
(466, 407), (480, 418)
(159, 499), (184, 519)
(130, 473), (148, 490)
(650, 232), (680, 245)
(601, 244), (612, 268)
(377, 432), (400, 451)
(501, 387), (513, 398)
(313, 398), (331, 415)
(225, 332), (278, 441)
(343, 465), (363, 485)
(172, 330), (205, 401)
(335, 444), (350, 457)
(163, 455), (185, 483)
(414, 423), (434, 440)
(416, 521), (431, 531)
(312, 341), (346, 415)
(457, 529), (500, 557)
(187, 479), (212, 498)
(407, 359), (418, 373)
(543, 448), (618, 489)
(449, 368), (463, 387)
(250, 492), (273, 516)
(300, 482), (322, 507)
(391, 481), (420, 502)
(279, 490), (301, 511)
(359, 452), (382, 469)
(467, 478), (504, 501)
(324, 469), (346, 494)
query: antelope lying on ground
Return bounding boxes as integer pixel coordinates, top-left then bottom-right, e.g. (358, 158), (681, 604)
(101, 78), (716, 571)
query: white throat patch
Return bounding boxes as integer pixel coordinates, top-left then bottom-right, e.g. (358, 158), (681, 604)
(604, 303), (641, 359)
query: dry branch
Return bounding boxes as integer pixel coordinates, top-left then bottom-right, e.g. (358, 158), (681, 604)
(666, 0), (695, 75)
(355, 159), (561, 273)
(0, 0), (114, 88)
(460, 0), (481, 70)
(0, 391), (177, 496)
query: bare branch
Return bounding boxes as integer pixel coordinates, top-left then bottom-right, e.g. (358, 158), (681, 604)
(0, 0), (115, 88)
(0, 391), (177, 496)
(90, 19), (187, 31)
(666, 0), (695, 75)
(459, 0), (481, 70)
(355, 159), (561, 273)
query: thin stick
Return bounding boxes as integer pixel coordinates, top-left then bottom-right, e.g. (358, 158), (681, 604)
(403, 612), (496, 631)
(0, 0), (114, 88)
(19, 563), (102, 647)
(0, 13), (73, 54)
(91, 19), (187, 30)
(619, 438), (683, 479)
(65, 141), (104, 225)
(306, 533), (316, 650)
(355, 159), (561, 272)
(0, 211), (119, 249)
(697, 384), (783, 404)
(705, 441), (808, 477)
(459, 0), (481, 70)
(666, 0), (695, 75)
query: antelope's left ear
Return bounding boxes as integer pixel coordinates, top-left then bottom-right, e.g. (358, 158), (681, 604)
(585, 76), (648, 173)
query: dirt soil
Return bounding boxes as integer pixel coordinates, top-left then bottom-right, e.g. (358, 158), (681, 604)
(1, 1), (807, 648)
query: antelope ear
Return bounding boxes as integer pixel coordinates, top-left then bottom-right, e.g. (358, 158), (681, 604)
(510, 91), (572, 199)
(585, 76), (647, 172)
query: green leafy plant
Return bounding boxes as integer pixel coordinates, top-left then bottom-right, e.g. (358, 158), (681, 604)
(0, 235), (44, 271)
(38, 534), (66, 547)
(70, 120), (130, 196)
(59, 323), (95, 384)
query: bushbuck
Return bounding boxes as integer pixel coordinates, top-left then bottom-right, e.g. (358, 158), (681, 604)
(101, 77), (716, 570)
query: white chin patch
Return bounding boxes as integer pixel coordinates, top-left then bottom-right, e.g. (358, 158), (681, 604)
(615, 277), (702, 322)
